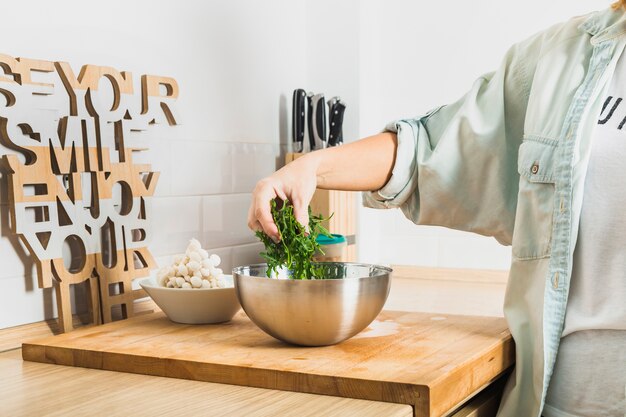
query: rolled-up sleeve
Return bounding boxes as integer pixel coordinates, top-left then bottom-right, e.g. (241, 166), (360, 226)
(363, 119), (421, 209)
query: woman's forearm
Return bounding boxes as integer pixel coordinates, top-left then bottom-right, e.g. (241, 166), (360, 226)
(295, 132), (398, 192)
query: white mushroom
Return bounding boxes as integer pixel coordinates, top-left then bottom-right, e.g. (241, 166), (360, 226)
(157, 267), (169, 279)
(209, 254), (221, 267)
(190, 276), (203, 288)
(187, 260), (201, 272)
(157, 274), (168, 286)
(189, 251), (202, 263)
(188, 238), (202, 251)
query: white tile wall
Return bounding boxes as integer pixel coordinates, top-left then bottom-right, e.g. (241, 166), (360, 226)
(230, 143), (259, 195)
(361, 208), (513, 270)
(170, 141), (232, 196)
(149, 196), (203, 257)
(0, 276), (56, 329)
(202, 194), (257, 250)
(231, 242), (265, 268)
(0, 204), (39, 281)
(364, 208), (512, 269)
(232, 143), (282, 194)
(378, 235), (440, 267)
(437, 235), (512, 270)
(135, 141), (282, 198)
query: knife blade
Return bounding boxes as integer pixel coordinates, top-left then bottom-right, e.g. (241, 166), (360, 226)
(307, 93), (326, 151)
(328, 97), (345, 146)
(292, 89), (306, 153)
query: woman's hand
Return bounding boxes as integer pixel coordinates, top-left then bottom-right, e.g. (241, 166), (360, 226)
(248, 132), (398, 241)
(248, 154), (319, 242)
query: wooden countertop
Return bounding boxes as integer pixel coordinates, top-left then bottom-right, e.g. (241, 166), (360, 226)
(0, 348), (412, 416)
(0, 266), (509, 417)
(22, 309), (513, 416)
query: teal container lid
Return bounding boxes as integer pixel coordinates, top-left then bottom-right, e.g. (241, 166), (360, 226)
(316, 234), (346, 245)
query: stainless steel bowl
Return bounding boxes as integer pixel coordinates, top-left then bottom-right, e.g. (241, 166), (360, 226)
(233, 262), (392, 346)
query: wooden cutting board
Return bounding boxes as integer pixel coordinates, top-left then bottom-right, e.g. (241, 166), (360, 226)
(22, 310), (514, 417)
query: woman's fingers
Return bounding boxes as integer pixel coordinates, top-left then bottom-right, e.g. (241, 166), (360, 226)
(247, 205), (263, 232)
(250, 180), (280, 241)
(291, 196), (310, 232)
(274, 186), (287, 202)
(291, 177), (316, 231)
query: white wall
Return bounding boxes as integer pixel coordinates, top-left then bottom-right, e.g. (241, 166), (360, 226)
(0, 0), (308, 329)
(305, 0), (361, 141)
(356, 0), (597, 269)
(0, 0), (605, 329)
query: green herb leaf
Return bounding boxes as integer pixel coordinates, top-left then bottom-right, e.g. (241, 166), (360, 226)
(255, 199), (332, 279)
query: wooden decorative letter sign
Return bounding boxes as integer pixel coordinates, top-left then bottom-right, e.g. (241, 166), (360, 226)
(0, 53), (179, 332)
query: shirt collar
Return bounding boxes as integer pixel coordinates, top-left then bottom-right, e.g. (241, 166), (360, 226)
(580, 7), (626, 43)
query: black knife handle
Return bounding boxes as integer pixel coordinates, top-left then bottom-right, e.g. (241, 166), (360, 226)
(307, 92), (315, 151)
(326, 97), (337, 146)
(328, 100), (345, 146)
(310, 93), (326, 150)
(292, 89), (306, 152)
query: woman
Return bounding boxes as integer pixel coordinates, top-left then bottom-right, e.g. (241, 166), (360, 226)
(248, 4), (626, 417)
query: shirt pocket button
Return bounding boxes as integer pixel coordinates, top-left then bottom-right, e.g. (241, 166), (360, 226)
(531, 163), (539, 175)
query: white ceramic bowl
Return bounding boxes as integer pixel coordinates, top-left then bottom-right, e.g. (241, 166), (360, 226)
(140, 275), (241, 324)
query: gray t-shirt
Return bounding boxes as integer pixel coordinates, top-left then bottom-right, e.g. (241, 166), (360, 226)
(544, 55), (626, 417)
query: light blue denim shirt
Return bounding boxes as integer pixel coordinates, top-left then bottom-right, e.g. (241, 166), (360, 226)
(364, 8), (626, 417)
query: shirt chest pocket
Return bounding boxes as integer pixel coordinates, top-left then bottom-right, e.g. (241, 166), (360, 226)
(512, 139), (558, 260)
